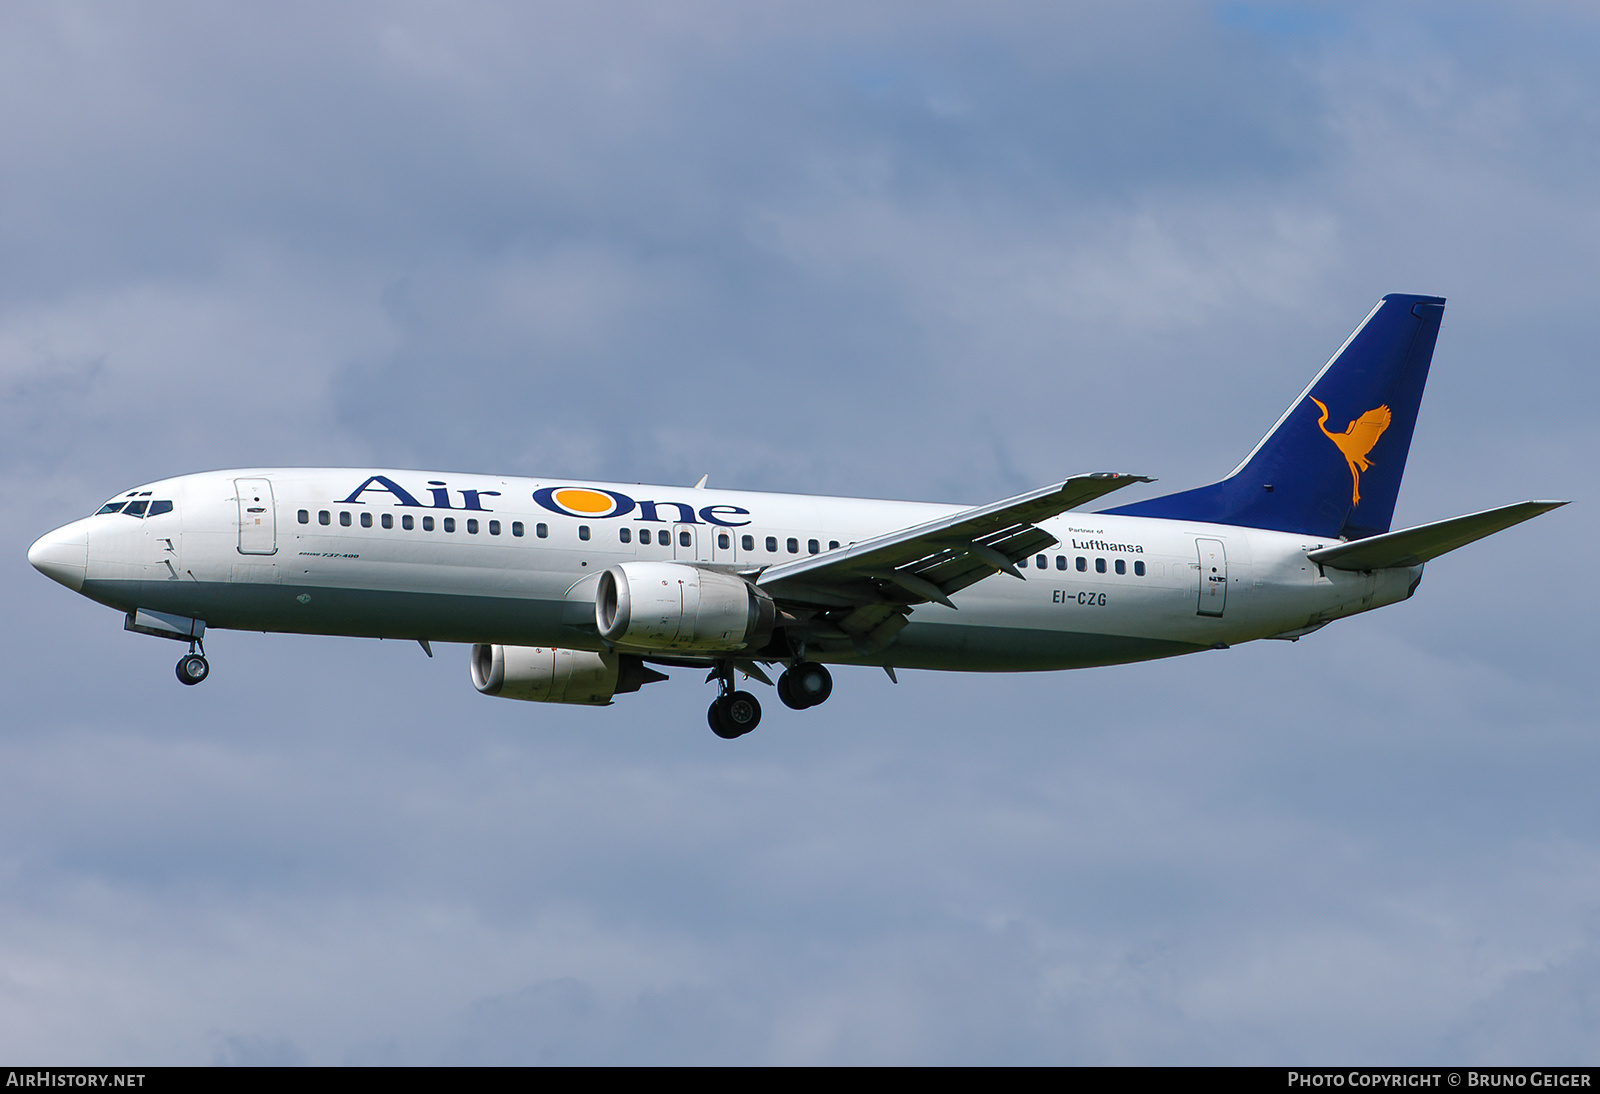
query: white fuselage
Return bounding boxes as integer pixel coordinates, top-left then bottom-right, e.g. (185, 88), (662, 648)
(32, 468), (1422, 672)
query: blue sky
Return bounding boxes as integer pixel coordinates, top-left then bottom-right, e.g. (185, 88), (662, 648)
(4, 1), (1596, 1064)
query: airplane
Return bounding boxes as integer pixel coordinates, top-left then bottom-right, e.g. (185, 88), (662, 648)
(28, 294), (1565, 739)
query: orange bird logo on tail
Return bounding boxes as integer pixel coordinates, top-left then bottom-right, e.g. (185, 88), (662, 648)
(1310, 397), (1391, 505)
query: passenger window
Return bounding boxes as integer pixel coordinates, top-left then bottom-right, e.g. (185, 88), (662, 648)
(808, 539), (819, 554)
(536, 523), (548, 538)
(382, 514), (393, 529)
(339, 512), (351, 527)
(766, 536), (778, 552)
(1017, 556), (1028, 569)
(1115, 559), (1126, 575)
(444, 517), (456, 532)
(1076, 557), (1087, 572)
(422, 516), (435, 531)
(1036, 555), (1047, 568)
(360, 512), (372, 528)
(298, 510), (309, 524)
(679, 530), (690, 547)
(1095, 558), (1106, 573)
(640, 529), (652, 544)
(467, 519), (479, 534)
(1056, 556), (1067, 570)
(488, 520), (500, 535)
(512, 521), (524, 537)
(619, 527), (631, 544)
(319, 511), (331, 526)
(829, 541), (840, 550)
(742, 535), (754, 551)
(1134, 560), (1145, 577)
(787, 538), (799, 554)
(402, 515), (414, 530)
(718, 533), (730, 549)
(579, 525), (591, 541)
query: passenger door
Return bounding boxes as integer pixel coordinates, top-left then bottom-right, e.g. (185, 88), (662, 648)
(235, 477), (277, 555)
(1196, 538), (1227, 616)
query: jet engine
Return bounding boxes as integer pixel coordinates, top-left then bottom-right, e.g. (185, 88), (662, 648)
(470, 644), (666, 705)
(596, 561), (776, 652)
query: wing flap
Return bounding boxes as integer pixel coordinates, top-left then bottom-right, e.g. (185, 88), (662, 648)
(1307, 500), (1566, 571)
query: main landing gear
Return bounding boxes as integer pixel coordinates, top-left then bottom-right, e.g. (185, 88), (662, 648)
(175, 639), (210, 686)
(706, 660), (835, 739)
(777, 662), (832, 710)
(707, 662), (761, 740)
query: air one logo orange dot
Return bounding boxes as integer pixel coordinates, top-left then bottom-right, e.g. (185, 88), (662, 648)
(551, 488), (622, 516)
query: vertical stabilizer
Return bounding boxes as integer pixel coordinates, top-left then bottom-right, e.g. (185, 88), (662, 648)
(1102, 293), (1445, 539)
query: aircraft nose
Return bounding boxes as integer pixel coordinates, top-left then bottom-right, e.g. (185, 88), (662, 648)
(28, 523), (89, 592)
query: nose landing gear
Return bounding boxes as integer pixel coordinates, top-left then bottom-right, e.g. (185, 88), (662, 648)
(175, 639), (209, 686)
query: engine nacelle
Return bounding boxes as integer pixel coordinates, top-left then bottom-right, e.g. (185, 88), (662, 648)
(470, 644), (664, 705)
(596, 561), (776, 652)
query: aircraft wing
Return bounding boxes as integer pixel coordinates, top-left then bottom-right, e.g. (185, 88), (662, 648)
(1307, 500), (1567, 571)
(756, 473), (1150, 650)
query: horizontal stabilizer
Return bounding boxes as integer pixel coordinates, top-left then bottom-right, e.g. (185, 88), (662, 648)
(1307, 500), (1567, 571)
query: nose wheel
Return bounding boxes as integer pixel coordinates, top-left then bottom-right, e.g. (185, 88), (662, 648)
(175, 639), (209, 686)
(176, 652), (210, 685)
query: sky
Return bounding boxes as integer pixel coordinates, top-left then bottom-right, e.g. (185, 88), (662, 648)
(3, 0), (1596, 1065)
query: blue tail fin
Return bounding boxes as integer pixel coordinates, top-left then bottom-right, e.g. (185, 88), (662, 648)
(1102, 293), (1445, 539)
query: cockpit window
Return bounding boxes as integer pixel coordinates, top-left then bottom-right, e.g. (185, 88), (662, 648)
(96, 497), (173, 518)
